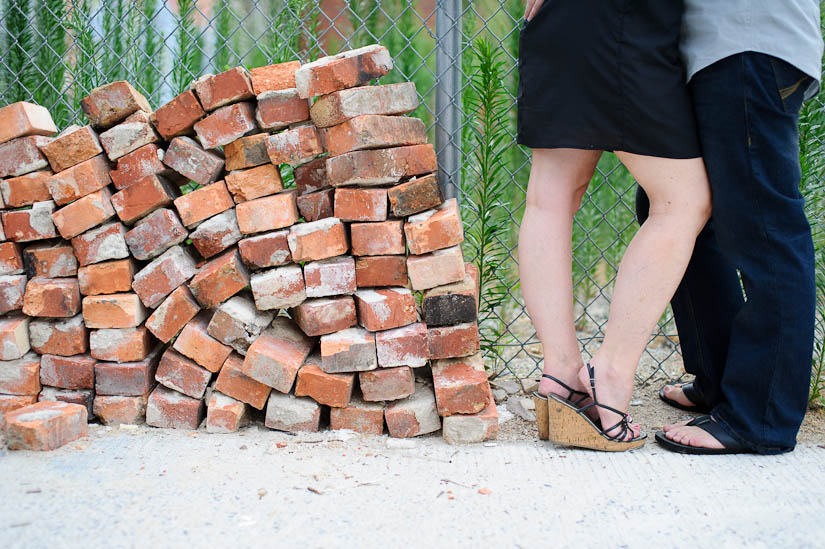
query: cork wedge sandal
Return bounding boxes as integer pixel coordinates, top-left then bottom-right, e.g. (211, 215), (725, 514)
(532, 373), (590, 441)
(546, 363), (646, 452)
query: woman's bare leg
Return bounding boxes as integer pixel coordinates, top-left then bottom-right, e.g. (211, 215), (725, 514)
(519, 148), (602, 398)
(579, 152), (712, 438)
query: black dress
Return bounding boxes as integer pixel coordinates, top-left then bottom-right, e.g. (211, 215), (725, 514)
(516, 0), (702, 159)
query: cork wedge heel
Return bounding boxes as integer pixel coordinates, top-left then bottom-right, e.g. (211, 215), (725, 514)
(546, 364), (646, 452)
(532, 373), (590, 442)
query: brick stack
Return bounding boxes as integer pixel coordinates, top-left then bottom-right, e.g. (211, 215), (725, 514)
(0, 44), (497, 450)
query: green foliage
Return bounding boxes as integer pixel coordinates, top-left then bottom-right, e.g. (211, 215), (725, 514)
(67, 0), (99, 115)
(213, 0), (237, 72)
(172, 0), (204, 95)
(101, 0), (130, 82)
(461, 38), (514, 370)
(347, 0), (382, 49)
(34, 0), (68, 125)
(134, 0), (164, 105)
(3, 0), (35, 102)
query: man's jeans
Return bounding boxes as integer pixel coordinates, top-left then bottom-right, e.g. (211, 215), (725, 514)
(636, 52), (815, 454)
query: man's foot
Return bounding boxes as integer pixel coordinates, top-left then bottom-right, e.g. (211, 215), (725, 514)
(661, 384), (697, 408)
(658, 381), (712, 413)
(661, 419), (724, 450)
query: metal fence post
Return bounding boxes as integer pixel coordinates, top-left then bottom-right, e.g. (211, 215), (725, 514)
(435, 0), (462, 201)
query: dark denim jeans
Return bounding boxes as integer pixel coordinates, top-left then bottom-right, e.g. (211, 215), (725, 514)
(636, 52), (816, 454)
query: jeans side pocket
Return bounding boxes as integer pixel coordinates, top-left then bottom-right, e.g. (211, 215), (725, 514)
(769, 56), (811, 115)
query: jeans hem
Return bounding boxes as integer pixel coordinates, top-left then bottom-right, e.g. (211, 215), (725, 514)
(711, 407), (795, 455)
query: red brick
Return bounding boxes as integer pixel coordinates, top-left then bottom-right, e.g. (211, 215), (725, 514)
(71, 221), (129, 266)
(206, 391), (250, 433)
(241, 317), (314, 392)
(38, 387), (94, 418)
(0, 395), (38, 422)
(40, 125), (103, 172)
(388, 173), (443, 217)
(334, 187), (387, 222)
(354, 288), (417, 332)
(124, 208), (188, 260)
(194, 102), (257, 150)
(0, 135), (52, 178)
(111, 174), (178, 225)
(1, 201), (58, 242)
(407, 245), (466, 291)
(110, 144), (169, 190)
(23, 278), (81, 317)
(303, 255), (356, 298)
(0, 242), (24, 275)
(28, 315), (87, 357)
(404, 198), (463, 255)
(23, 242), (77, 278)
(206, 295), (273, 355)
(44, 154), (111, 207)
(146, 385), (205, 429)
(287, 217), (349, 262)
(192, 66), (254, 111)
(94, 345), (161, 395)
(296, 189), (334, 222)
(0, 314), (30, 360)
(132, 246), (198, 308)
(294, 156), (331, 195)
(82, 293), (148, 329)
(354, 255), (408, 288)
(0, 351), (39, 394)
(90, 328), (155, 363)
(4, 400), (87, 451)
(295, 44), (392, 99)
(384, 382), (442, 438)
(250, 61), (300, 95)
(224, 133), (270, 171)
(155, 347), (212, 399)
(93, 395), (147, 425)
(174, 181), (234, 228)
(325, 115), (426, 157)
(173, 312), (232, 373)
(442, 385), (498, 443)
(238, 230), (292, 270)
(294, 358), (354, 407)
(188, 248), (250, 308)
(81, 80), (151, 129)
(359, 366), (415, 402)
(350, 219), (404, 256)
(376, 322), (429, 368)
(0, 101), (57, 144)
(422, 275), (478, 326)
(163, 136), (225, 186)
(264, 392), (321, 432)
(145, 285), (200, 343)
(214, 352), (271, 409)
(150, 89), (205, 140)
(320, 327), (377, 373)
(52, 188), (116, 239)
(431, 353), (489, 416)
(265, 126), (323, 166)
(465, 262), (480, 312)
(329, 396), (384, 434)
(293, 296), (357, 337)
(256, 89), (310, 130)
(190, 209), (242, 259)
(1, 170), (53, 207)
(39, 353), (96, 390)
(428, 322), (481, 360)
(250, 264), (306, 310)
(0, 275), (27, 313)
(99, 117), (161, 161)
(310, 82), (418, 127)
(236, 191), (299, 235)
(225, 163), (283, 203)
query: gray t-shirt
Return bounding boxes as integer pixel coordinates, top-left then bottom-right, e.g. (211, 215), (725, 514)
(681, 0), (824, 99)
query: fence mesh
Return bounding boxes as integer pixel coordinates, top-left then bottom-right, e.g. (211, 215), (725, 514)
(1, 0), (821, 389)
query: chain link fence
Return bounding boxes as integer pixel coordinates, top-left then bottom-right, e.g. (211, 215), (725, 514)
(3, 0), (820, 389)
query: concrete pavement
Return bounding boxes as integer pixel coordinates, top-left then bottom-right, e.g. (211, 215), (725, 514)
(1, 424), (824, 548)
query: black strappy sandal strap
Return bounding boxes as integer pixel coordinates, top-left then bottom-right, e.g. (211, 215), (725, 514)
(582, 362), (641, 442)
(538, 373), (590, 405)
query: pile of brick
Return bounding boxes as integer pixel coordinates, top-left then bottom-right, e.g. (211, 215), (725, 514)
(0, 44), (498, 451)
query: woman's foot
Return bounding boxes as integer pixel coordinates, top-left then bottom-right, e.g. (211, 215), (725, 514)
(536, 366), (601, 423)
(577, 360), (642, 441)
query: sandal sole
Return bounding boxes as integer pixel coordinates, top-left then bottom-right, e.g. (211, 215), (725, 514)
(547, 394), (646, 452)
(532, 392), (550, 441)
